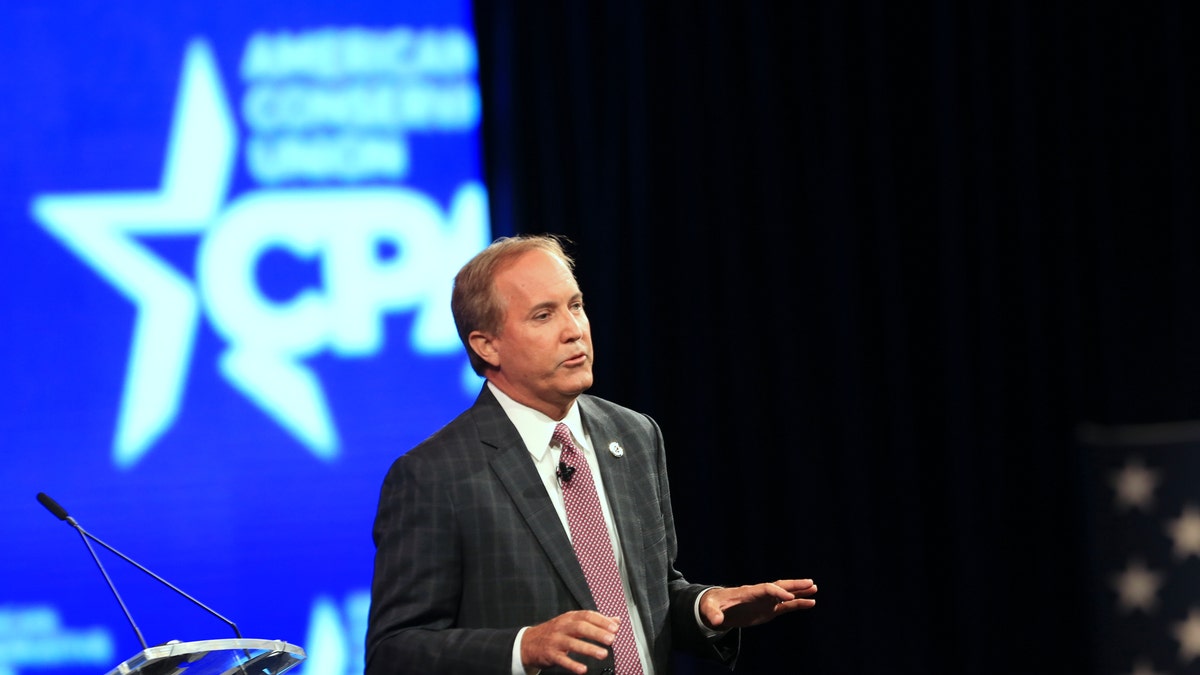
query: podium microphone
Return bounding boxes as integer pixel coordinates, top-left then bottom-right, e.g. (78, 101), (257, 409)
(36, 492), (243, 647)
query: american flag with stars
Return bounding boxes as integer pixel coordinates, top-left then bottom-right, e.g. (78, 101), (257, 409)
(1082, 422), (1200, 674)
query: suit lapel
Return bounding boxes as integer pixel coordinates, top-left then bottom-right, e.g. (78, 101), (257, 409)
(473, 388), (596, 610)
(579, 398), (650, 615)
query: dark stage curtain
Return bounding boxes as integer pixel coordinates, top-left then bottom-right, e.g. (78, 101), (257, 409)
(473, 2), (1197, 673)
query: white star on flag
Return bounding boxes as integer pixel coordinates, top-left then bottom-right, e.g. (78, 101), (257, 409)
(1125, 658), (1165, 675)
(1175, 607), (1200, 662)
(1084, 427), (1200, 671)
(1111, 558), (1164, 613)
(1166, 504), (1200, 560)
(1111, 456), (1161, 512)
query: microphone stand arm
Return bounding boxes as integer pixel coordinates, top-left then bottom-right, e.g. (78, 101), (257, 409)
(68, 518), (150, 650)
(72, 520), (244, 641)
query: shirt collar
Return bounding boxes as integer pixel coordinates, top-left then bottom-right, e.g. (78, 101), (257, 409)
(487, 381), (586, 461)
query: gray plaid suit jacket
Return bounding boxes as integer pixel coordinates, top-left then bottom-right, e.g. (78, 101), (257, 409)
(365, 386), (739, 674)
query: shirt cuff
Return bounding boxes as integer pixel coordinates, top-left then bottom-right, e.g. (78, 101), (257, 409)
(694, 587), (731, 638)
(512, 627), (540, 675)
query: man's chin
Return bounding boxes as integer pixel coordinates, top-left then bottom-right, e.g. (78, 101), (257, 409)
(563, 373), (594, 397)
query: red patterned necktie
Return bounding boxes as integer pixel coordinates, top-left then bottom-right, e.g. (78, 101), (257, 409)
(554, 423), (645, 675)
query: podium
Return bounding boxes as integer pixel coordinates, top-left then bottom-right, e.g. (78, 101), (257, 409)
(104, 638), (306, 675)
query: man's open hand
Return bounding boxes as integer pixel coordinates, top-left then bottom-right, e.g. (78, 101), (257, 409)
(699, 578), (818, 630)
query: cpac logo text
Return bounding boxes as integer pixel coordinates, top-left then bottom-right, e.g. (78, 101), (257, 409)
(30, 37), (488, 468)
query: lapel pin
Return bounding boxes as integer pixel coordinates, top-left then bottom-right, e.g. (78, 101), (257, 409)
(608, 441), (624, 457)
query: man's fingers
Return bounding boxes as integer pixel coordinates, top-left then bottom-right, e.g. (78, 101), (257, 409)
(522, 610), (620, 671)
(555, 654), (588, 675)
(777, 596), (817, 611)
(569, 636), (611, 661)
(545, 637), (608, 674)
(795, 584), (818, 597)
(782, 578), (817, 589)
(771, 579), (818, 600)
(768, 580), (818, 612)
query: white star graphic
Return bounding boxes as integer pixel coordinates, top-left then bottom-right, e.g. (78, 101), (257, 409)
(1111, 557), (1164, 613)
(29, 36), (490, 467)
(31, 39), (235, 467)
(1167, 504), (1200, 560)
(1176, 608), (1200, 663)
(1111, 456), (1161, 512)
(1126, 658), (1165, 675)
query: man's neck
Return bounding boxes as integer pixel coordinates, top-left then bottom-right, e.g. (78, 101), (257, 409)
(486, 380), (577, 421)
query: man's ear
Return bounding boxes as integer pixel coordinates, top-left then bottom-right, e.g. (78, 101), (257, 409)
(468, 330), (501, 368)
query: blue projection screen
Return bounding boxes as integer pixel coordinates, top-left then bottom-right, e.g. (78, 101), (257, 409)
(0, 3), (490, 674)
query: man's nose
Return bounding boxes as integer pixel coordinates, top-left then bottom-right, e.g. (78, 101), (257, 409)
(561, 312), (584, 340)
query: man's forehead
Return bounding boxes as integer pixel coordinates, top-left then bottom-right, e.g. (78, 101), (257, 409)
(496, 249), (579, 295)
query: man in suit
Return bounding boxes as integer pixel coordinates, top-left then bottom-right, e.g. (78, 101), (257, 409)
(366, 235), (817, 674)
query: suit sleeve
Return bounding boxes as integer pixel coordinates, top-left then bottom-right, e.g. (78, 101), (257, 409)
(365, 453), (518, 675)
(651, 414), (741, 668)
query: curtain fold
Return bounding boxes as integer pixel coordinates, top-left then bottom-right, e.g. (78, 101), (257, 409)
(474, 2), (1196, 672)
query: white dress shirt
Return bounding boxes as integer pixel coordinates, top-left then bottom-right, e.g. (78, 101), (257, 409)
(491, 384), (726, 674)
(489, 383), (657, 675)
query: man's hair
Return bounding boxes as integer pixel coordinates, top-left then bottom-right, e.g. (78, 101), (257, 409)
(452, 234), (576, 376)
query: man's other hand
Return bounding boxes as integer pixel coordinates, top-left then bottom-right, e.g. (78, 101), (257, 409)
(521, 610), (620, 674)
(699, 578), (818, 630)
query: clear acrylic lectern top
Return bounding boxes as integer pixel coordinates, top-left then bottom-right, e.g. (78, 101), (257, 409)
(103, 638), (305, 675)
